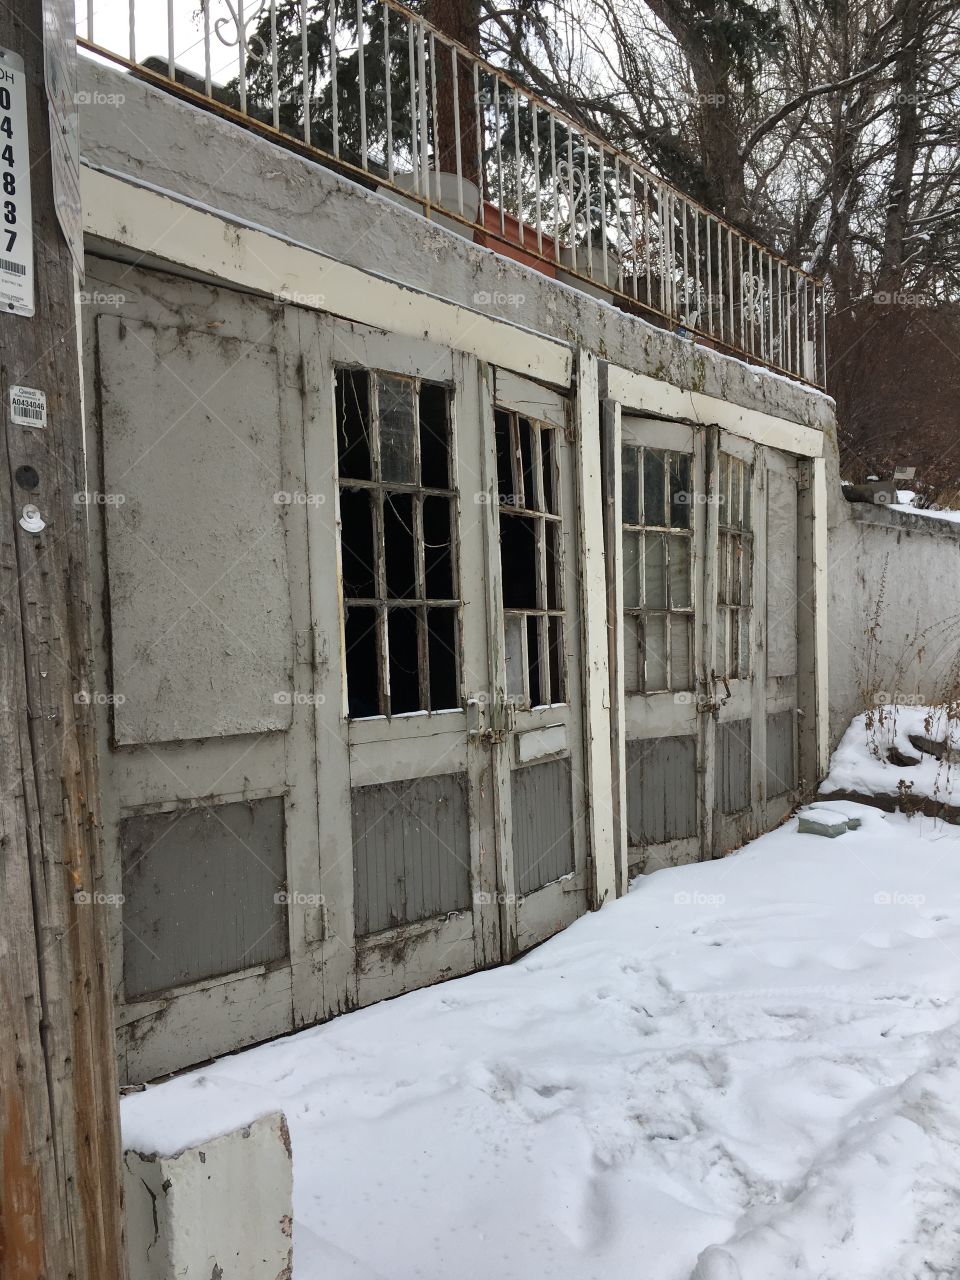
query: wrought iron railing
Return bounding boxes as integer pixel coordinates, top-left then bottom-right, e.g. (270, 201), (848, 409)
(77, 0), (827, 388)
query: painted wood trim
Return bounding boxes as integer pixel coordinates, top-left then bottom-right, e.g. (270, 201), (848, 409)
(602, 396), (629, 898)
(813, 456), (831, 776)
(574, 350), (617, 906)
(605, 364), (824, 458)
(80, 165), (573, 390)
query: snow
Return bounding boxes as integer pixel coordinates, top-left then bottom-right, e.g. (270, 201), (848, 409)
(822, 704), (960, 806)
(122, 768), (960, 1279)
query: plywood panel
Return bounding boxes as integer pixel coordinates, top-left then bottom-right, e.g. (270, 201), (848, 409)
(512, 757), (576, 896)
(120, 797), (288, 1000)
(625, 735), (698, 846)
(718, 718), (752, 815)
(766, 710), (796, 798)
(97, 314), (294, 744)
(352, 773), (472, 934)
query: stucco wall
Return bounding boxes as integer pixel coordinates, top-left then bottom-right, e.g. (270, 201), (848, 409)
(828, 502), (960, 745)
(77, 57), (834, 437)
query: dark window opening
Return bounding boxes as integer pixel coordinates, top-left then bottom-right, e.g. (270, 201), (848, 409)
(336, 366), (462, 717)
(496, 406), (567, 708)
(335, 368), (371, 480)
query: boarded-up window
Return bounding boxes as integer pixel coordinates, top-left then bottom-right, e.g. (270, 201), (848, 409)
(622, 446), (694, 693)
(337, 368), (460, 717)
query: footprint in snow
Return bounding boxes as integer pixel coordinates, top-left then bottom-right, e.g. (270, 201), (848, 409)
(690, 1245), (743, 1280)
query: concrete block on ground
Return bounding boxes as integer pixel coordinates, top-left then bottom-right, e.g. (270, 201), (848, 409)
(798, 807), (849, 837)
(124, 1110), (292, 1280)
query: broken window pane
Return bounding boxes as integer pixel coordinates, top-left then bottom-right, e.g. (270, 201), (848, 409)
(643, 449), (666, 525)
(419, 383), (451, 489)
(623, 532), (641, 609)
(423, 496), (454, 599)
(527, 614), (543, 706)
(519, 417), (536, 510)
(644, 614), (668, 692)
(500, 513), (538, 609)
(643, 533), (667, 609)
(338, 366), (461, 718)
(541, 430), (558, 515)
(495, 409), (515, 503)
(378, 374), (417, 484)
(622, 447), (640, 525)
(388, 607), (420, 714)
(427, 607), (458, 709)
(383, 492), (417, 599)
(340, 488), (376, 598)
(336, 368), (372, 481)
(345, 606), (381, 718)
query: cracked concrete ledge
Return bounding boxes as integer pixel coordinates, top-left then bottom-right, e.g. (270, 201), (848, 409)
(77, 57), (835, 439)
(123, 1111), (292, 1280)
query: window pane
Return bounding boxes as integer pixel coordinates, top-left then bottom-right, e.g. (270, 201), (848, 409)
(344, 606), (380, 718)
(546, 521), (561, 610)
(717, 607), (727, 678)
(730, 457), (742, 526)
(670, 615), (692, 690)
(718, 453), (730, 522)
(644, 614), (668, 692)
(644, 533), (667, 609)
(419, 383), (451, 489)
(505, 614), (525, 700)
(541, 429), (558, 515)
(339, 488), (376, 598)
(623, 532), (641, 608)
(500, 513), (538, 609)
(336, 368), (371, 480)
(527, 614), (543, 707)
(548, 616), (564, 703)
(519, 417), (536, 510)
(643, 449), (665, 525)
(669, 453), (691, 528)
(741, 540), (752, 606)
(383, 492), (417, 599)
(742, 469), (751, 529)
(423, 496), (454, 599)
(495, 409), (514, 502)
(387, 608), (420, 714)
(739, 610), (751, 678)
(622, 447), (639, 525)
(427, 608), (459, 709)
(379, 374), (417, 484)
(623, 612), (641, 694)
(668, 535), (691, 609)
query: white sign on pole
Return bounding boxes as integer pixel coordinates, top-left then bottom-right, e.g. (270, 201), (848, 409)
(0, 47), (34, 317)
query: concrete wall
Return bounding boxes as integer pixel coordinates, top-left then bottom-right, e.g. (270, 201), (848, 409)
(77, 58), (834, 439)
(828, 501), (960, 745)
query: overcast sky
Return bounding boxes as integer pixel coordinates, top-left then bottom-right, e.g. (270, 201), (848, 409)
(77, 0), (246, 85)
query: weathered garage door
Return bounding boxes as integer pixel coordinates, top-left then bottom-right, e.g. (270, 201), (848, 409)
(83, 258), (322, 1082)
(618, 416), (801, 872)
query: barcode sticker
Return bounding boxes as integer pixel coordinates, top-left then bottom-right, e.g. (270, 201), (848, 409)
(10, 385), (46, 428)
(0, 48), (34, 316)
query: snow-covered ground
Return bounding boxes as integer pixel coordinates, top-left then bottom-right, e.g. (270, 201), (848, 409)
(123, 802), (960, 1280)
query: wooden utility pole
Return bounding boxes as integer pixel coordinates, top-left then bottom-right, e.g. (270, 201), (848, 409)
(0, 3), (126, 1278)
